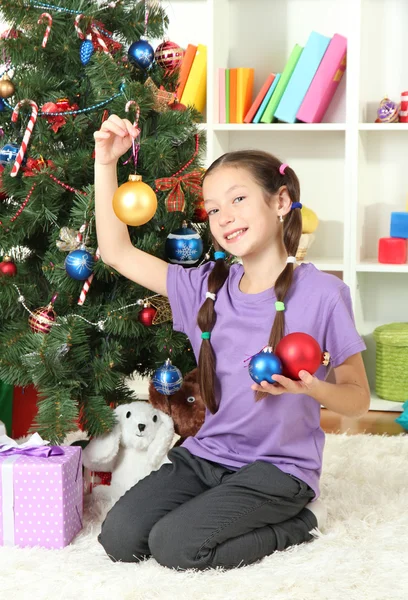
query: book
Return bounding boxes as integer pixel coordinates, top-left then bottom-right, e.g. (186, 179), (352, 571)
(176, 44), (197, 101)
(260, 44), (303, 123)
(225, 69), (230, 123)
(180, 44), (207, 113)
(275, 31), (331, 124)
(229, 68), (238, 123)
(218, 68), (226, 123)
(244, 73), (276, 123)
(253, 74), (281, 123)
(296, 33), (347, 123)
(236, 68), (254, 123)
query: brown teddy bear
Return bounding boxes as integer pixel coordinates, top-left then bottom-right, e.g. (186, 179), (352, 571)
(148, 368), (206, 446)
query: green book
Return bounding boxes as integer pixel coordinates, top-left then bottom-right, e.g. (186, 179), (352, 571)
(225, 69), (230, 123)
(261, 44), (303, 123)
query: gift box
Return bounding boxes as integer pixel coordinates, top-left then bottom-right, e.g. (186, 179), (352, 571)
(0, 435), (83, 548)
(83, 468), (112, 494)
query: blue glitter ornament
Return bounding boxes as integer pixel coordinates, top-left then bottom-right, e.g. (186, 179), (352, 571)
(0, 143), (20, 165)
(165, 223), (203, 265)
(80, 39), (94, 65)
(248, 347), (283, 384)
(128, 39), (154, 69)
(152, 359), (183, 395)
(65, 248), (94, 281)
(0, 99), (5, 112)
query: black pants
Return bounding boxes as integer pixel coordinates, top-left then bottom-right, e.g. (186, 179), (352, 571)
(98, 446), (317, 570)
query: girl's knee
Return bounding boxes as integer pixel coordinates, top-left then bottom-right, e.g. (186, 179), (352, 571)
(98, 505), (149, 563)
(148, 515), (204, 570)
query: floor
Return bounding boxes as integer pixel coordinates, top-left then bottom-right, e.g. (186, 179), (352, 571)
(320, 408), (405, 436)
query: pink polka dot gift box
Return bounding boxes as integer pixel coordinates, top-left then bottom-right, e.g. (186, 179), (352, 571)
(0, 433), (83, 549)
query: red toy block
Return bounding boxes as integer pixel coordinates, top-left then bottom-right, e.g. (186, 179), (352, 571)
(378, 237), (407, 264)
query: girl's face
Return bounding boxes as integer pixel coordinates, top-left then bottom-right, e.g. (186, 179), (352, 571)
(203, 166), (283, 258)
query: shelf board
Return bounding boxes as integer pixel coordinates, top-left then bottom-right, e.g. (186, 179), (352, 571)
(356, 260), (408, 273)
(303, 258), (344, 271)
(213, 123), (346, 132)
(369, 393), (404, 412)
(359, 123), (408, 132)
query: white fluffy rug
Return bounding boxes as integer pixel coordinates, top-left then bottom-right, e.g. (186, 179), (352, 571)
(1, 433), (407, 600)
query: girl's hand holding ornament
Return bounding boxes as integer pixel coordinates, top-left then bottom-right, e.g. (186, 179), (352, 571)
(251, 370), (321, 397)
(93, 115), (139, 166)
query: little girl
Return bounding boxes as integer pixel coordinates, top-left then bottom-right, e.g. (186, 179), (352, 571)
(94, 115), (370, 570)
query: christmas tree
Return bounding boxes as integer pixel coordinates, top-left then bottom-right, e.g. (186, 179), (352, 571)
(0, 0), (208, 443)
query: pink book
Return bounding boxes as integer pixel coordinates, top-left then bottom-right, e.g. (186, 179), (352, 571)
(218, 68), (226, 123)
(296, 33), (347, 124)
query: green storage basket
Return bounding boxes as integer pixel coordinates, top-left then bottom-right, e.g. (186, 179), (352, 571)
(373, 322), (408, 402)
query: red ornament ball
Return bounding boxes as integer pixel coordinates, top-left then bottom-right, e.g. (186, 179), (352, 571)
(0, 256), (17, 276)
(154, 41), (184, 72)
(193, 206), (208, 223)
(28, 305), (57, 334)
(169, 101), (187, 112)
(138, 306), (157, 327)
(275, 332), (323, 380)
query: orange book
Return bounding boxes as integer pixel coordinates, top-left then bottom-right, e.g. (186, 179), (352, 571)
(176, 44), (197, 101)
(229, 68), (238, 123)
(236, 68), (254, 123)
(244, 73), (276, 123)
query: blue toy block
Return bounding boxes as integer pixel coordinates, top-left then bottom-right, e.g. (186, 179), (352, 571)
(390, 212), (408, 239)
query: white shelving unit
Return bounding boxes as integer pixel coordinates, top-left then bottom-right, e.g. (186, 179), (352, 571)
(163, 0), (408, 413)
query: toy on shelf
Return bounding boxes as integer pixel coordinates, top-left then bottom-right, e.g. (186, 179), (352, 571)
(399, 91), (408, 123)
(377, 200), (408, 264)
(375, 97), (400, 123)
(296, 205), (319, 261)
(378, 237), (407, 264)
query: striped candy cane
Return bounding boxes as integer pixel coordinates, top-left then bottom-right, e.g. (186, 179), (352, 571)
(90, 24), (110, 55)
(10, 100), (39, 178)
(78, 247), (100, 306)
(74, 14), (85, 40)
(38, 12), (52, 48)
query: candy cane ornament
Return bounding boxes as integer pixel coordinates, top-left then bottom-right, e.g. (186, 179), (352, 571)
(10, 100), (39, 178)
(78, 247), (100, 306)
(74, 14), (86, 40)
(38, 12), (52, 48)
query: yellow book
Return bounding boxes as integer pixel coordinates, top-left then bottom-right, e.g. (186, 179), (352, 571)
(181, 44), (207, 113)
(236, 68), (254, 123)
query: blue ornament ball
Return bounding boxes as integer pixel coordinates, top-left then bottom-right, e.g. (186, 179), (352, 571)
(128, 39), (154, 69)
(165, 224), (203, 265)
(65, 249), (94, 281)
(0, 99), (5, 112)
(0, 143), (20, 165)
(248, 347), (283, 384)
(152, 359), (183, 395)
(80, 39), (94, 65)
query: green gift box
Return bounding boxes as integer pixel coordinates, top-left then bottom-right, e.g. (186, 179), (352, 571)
(373, 323), (408, 402)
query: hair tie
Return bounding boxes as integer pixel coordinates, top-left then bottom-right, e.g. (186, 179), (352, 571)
(275, 301), (285, 312)
(279, 163), (288, 175)
(214, 251), (226, 260)
(201, 331), (211, 340)
(291, 202), (302, 210)
(206, 291), (216, 301)
(286, 256), (297, 264)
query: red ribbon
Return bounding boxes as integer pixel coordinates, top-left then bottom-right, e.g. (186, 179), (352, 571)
(155, 170), (203, 212)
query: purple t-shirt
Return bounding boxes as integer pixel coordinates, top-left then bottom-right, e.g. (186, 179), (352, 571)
(166, 262), (366, 497)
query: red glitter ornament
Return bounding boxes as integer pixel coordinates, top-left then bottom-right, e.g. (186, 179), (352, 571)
(275, 332), (324, 380)
(154, 41), (184, 72)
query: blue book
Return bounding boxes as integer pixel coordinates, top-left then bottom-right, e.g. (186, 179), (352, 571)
(274, 31), (331, 124)
(253, 74), (281, 123)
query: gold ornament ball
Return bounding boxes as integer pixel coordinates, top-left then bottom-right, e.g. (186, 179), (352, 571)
(0, 75), (15, 99)
(112, 174), (157, 226)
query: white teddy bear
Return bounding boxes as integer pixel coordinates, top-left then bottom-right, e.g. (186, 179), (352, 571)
(82, 401), (174, 499)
